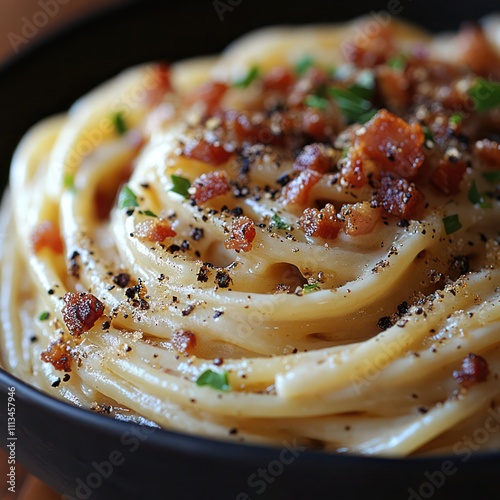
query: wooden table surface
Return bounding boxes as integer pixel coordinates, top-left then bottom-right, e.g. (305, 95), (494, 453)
(0, 4), (127, 497)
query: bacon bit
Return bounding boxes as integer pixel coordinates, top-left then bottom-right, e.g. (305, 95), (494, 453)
(431, 159), (467, 195)
(376, 176), (423, 218)
(344, 110), (425, 186)
(301, 107), (328, 141)
(263, 67), (296, 92)
(135, 219), (176, 242)
(298, 204), (341, 239)
(475, 139), (500, 166)
(287, 67), (328, 108)
(341, 202), (382, 236)
(31, 221), (64, 254)
(171, 330), (197, 355)
(62, 292), (105, 337)
(294, 144), (331, 174)
(41, 338), (72, 372)
(224, 110), (272, 144)
(282, 169), (322, 205)
(376, 66), (411, 111)
(192, 171), (230, 204)
(225, 216), (256, 252)
(342, 23), (394, 67)
(186, 81), (228, 115)
(453, 353), (489, 388)
(146, 63), (172, 106)
(456, 24), (500, 78)
(182, 139), (233, 166)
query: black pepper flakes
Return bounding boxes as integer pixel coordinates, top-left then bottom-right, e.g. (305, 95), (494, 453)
(113, 273), (130, 288)
(190, 228), (204, 241)
(215, 270), (232, 288)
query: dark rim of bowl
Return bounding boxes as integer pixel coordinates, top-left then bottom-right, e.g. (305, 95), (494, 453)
(0, 0), (498, 467)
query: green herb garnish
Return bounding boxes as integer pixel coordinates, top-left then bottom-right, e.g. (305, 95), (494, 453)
(141, 210), (158, 217)
(468, 180), (491, 208)
(63, 173), (75, 190)
(443, 214), (462, 235)
(468, 78), (500, 112)
(304, 94), (328, 109)
(196, 369), (230, 391)
(295, 55), (315, 76)
(350, 70), (375, 100)
(271, 214), (291, 231)
(234, 66), (260, 88)
(330, 87), (376, 124)
(449, 114), (463, 126)
(39, 311), (50, 321)
(118, 185), (139, 209)
(482, 171), (500, 183)
(387, 54), (408, 71)
(112, 111), (128, 136)
(170, 175), (191, 198)
(303, 283), (320, 294)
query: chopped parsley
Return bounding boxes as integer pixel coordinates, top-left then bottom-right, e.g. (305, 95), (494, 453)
(112, 111), (128, 136)
(423, 127), (434, 143)
(138, 210), (158, 217)
(304, 94), (328, 109)
(443, 214), (462, 235)
(170, 174), (191, 198)
(483, 171), (500, 183)
(271, 214), (291, 231)
(387, 54), (408, 71)
(196, 369), (230, 391)
(295, 55), (315, 76)
(468, 78), (500, 112)
(38, 311), (50, 321)
(234, 66), (260, 88)
(330, 86), (376, 124)
(449, 114), (463, 126)
(468, 180), (491, 208)
(63, 173), (75, 190)
(350, 70), (375, 100)
(303, 283), (320, 294)
(118, 185), (139, 209)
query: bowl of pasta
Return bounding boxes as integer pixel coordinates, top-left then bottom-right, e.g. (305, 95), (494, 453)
(1, 0), (499, 498)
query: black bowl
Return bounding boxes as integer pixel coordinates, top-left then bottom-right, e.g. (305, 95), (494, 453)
(1, 1), (499, 498)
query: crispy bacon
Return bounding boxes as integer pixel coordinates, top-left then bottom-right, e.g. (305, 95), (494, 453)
(341, 202), (382, 236)
(182, 139), (233, 166)
(186, 81), (228, 115)
(376, 176), (422, 218)
(456, 24), (500, 78)
(475, 139), (500, 166)
(171, 330), (197, 355)
(300, 107), (328, 141)
(282, 169), (322, 205)
(344, 110), (425, 186)
(146, 63), (172, 106)
(431, 159), (467, 195)
(225, 216), (256, 252)
(192, 171), (230, 204)
(31, 221), (64, 254)
(263, 67), (296, 92)
(62, 292), (105, 337)
(135, 219), (176, 242)
(294, 144), (332, 173)
(342, 23), (394, 68)
(287, 68), (328, 108)
(298, 204), (341, 239)
(376, 66), (411, 111)
(453, 353), (489, 388)
(41, 338), (72, 372)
